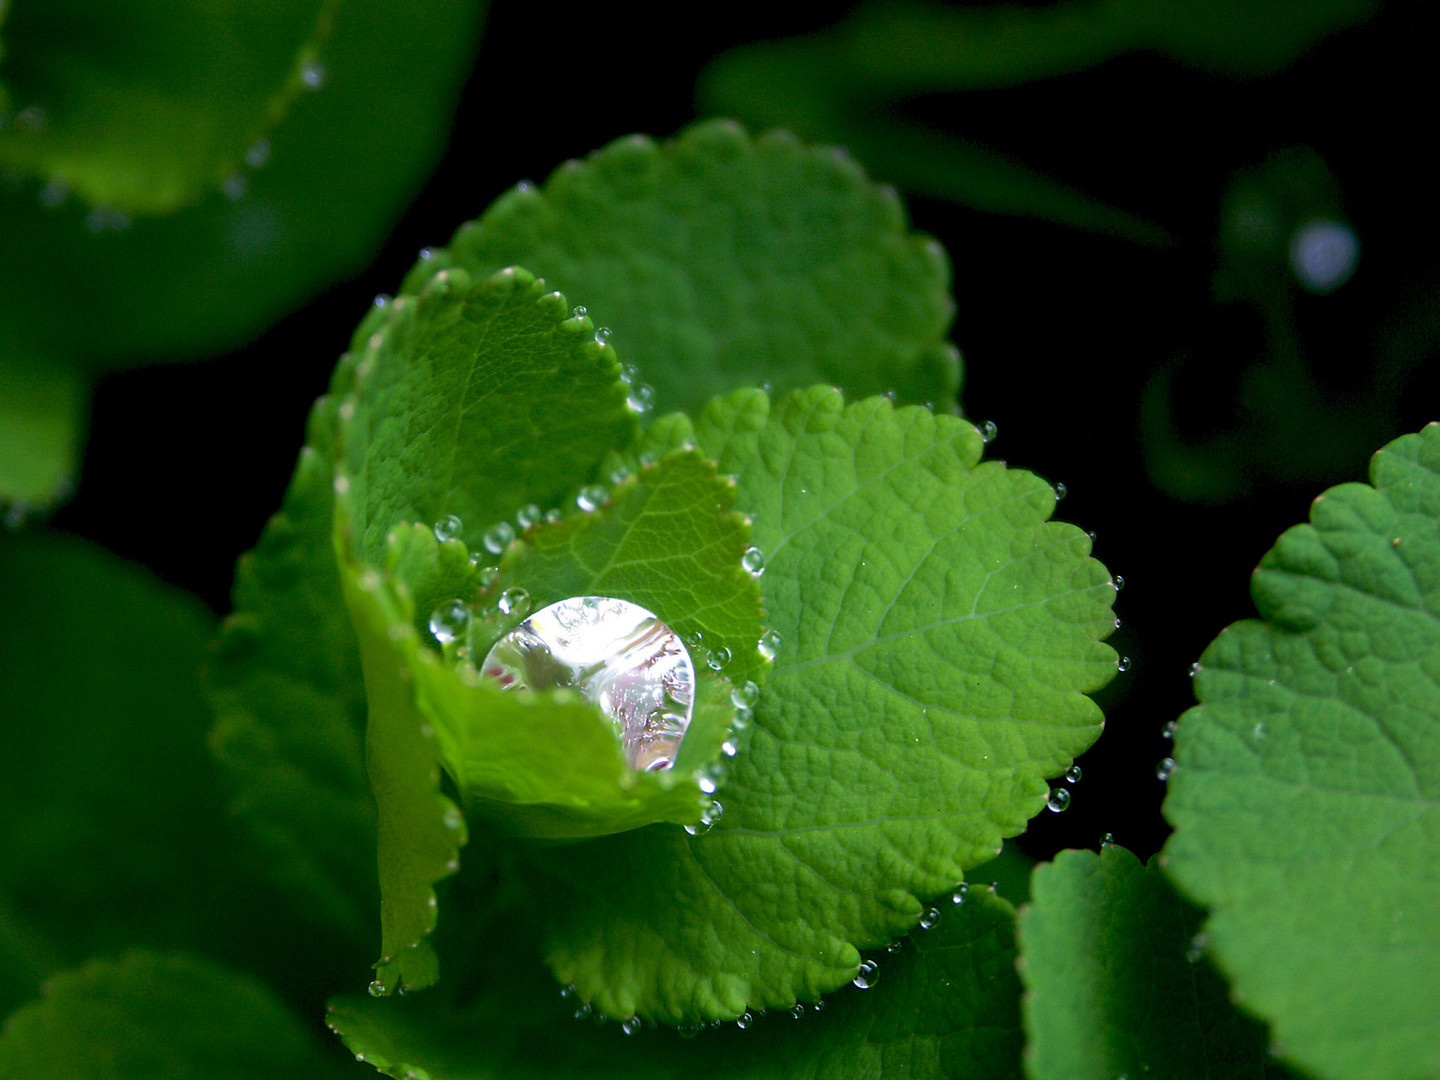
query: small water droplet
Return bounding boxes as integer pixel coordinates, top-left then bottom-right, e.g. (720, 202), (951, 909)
(721, 740), (738, 757)
(1046, 787), (1071, 813)
(757, 629), (782, 662)
(38, 178), (69, 208)
(813, 999), (827, 1013)
(621, 1017), (641, 1035)
(429, 600), (470, 643)
(516, 504), (542, 530)
(627, 383), (655, 413)
(300, 58), (326, 88)
(594, 327), (612, 345)
(544, 508), (563, 524)
(368, 980), (385, 997)
(706, 646), (731, 671)
(731, 705), (753, 729)
(572, 1000), (592, 1021)
(852, 960), (880, 989)
(1117, 655), (1132, 673)
(696, 772), (718, 795)
(1162, 719), (1178, 739)
(571, 305), (587, 319)
(790, 1004), (805, 1019)
(1065, 764), (1083, 783)
(1186, 932), (1209, 963)
(483, 520), (516, 555)
(1156, 757), (1176, 782)
(442, 806), (464, 831)
(1100, 832), (1115, 848)
(1113, 574), (1125, 591)
(685, 799), (724, 835)
(434, 514), (463, 542)
(741, 546), (766, 575)
(497, 587), (531, 617)
(1188, 661), (1201, 678)
(979, 419), (998, 443)
(1252, 721), (1266, 741)
(731, 681), (759, 709)
(1054, 481), (1067, 500)
(576, 484), (608, 512)
(918, 907), (941, 930)
(886, 940), (903, 953)
(373, 293), (391, 309)
(951, 883), (969, 904)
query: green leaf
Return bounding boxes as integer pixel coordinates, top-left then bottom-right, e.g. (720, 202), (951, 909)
(206, 355), (378, 947)
(396, 449), (765, 839)
(0, 0), (484, 369)
(0, 0), (333, 213)
(0, 951), (349, 1079)
(0, 349), (86, 514)
(327, 886), (1024, 1080)
(335, 264), (636, 566)
(511, 387), (1116, 1023)
(1162, 423), (1440, 1080)
(0, 532), (329, 1017)
(409, 119), (961, 414)
(330, 264), (639, 991)
(1018, 845), (1275, 1080)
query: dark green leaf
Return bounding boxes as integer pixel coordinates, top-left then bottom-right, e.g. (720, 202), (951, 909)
(327, 887), (1024, 1080)
(1163, 423), (1440, 1080)
(1018, 844), (1275, 1080)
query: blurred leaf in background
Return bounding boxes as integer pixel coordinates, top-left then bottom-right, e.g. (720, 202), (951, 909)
(0, 0), (487, 517)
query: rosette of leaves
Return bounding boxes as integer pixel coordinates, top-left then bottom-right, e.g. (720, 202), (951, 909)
(209, 122), (1118, 1065)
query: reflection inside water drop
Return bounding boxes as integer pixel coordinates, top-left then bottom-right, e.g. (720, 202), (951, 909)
(480, 597), (695, 771)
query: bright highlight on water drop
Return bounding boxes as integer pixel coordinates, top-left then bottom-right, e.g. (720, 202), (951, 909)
(480, 597), (696, 771)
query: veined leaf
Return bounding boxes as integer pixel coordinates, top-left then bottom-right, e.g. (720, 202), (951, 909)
(1163, 423), (1440, 1080)
(327, 886), (1024, 1080)
(403, 119), (962, 414)
(513, 387), (1116, 1023)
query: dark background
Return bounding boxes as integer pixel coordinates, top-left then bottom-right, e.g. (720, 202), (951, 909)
(53, 1), (1438, 865)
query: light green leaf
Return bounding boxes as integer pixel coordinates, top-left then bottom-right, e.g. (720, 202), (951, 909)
(0, 951), (350, 1079)
(327, 886), (1024, 1080)
(1018, 844), (1275, 1080)
(335, 264), (636, 566)
(0, 532), (331, 1017)
(513, 387), (1116, 1023)
(206, 353), (377, 947)
(393, 449), (765, 839)
(1163, 422), (1440, 1080)
(408, 119), (961, 414)
(330, 264), (638, 991)
(0, 0), (333, 213)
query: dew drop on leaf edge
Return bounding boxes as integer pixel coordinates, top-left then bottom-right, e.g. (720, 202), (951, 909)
(852, 959), (880, 989)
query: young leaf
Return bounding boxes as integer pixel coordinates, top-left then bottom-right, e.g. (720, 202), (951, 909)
(0, 0), (333, 212)
(1018, 845), (1274, 1080)
(330, 265), (638, 992)
(1163, 423), (1440, 1080)
(326, 886), (1025, 1080)
(0, 951), (351, 1079)
(393, 449), (765, 840)
(511, 387), (1116, 1023)
(405, 119), (961, 414)
(0, 348), (85, 516)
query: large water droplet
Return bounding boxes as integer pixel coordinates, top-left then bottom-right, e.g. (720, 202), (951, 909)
(429, 600), (470, 644)
(594, 327), (612, 345)
(852, 960), (880, 989)
(951, 882), (969, 904)
(731, 681), (759, 709)
(918, 907), (941, 930)
(516, 504), (543, 530)
(1156, 757), (1176, 782)
(706, 646), (731, 671)
(621, 1017), (641, 1035)
(1046, 787), (1071, 813)
(1065, 764), (1083, 783)
(979, 419), (998, 444)
(480, 597), (695, 771)
(741, 546), (766, 576)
